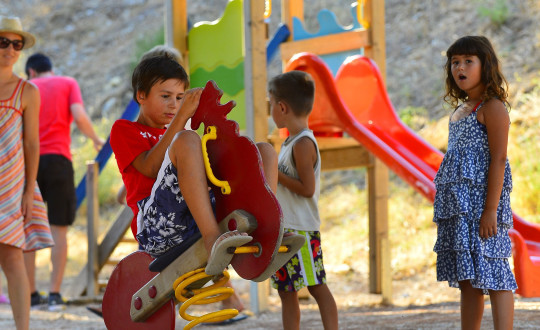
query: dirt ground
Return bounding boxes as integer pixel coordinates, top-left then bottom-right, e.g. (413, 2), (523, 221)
(1, 267), (539, 330)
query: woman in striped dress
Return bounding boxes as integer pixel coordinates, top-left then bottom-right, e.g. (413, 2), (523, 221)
(0, 16), (52, 330)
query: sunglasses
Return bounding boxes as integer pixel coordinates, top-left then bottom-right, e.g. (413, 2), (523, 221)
(0, 37), (25, 51)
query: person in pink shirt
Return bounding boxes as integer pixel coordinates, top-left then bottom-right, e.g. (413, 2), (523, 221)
(24, 53), (104, 311)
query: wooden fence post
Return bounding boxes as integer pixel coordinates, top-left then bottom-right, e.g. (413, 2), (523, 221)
(367, 155), (392, 303)
(86, 160), (99, 298)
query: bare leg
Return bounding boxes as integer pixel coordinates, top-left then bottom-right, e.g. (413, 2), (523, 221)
(256, 142), (278, 193)
(308, 284), (338, 330)
(459, 280), (484, 330)
(0, 243), (30, 330)
(23, 251), (36, 293)
(170, 131), (249, 311)
(169, 131), (224, 255)
(278, 290), (300, 330)
(489, 289), (514, 330)
(220, 280), (245, 312)
(49, 225), (68, 293)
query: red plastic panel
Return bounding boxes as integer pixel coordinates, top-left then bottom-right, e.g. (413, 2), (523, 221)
(285, 53), (436, 201)
(191, 81), (283, 280)
(103, 251), (176, 329)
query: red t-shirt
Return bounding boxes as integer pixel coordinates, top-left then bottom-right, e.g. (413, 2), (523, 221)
(110, 119), (167, 237)
(32, 75), (84, 160)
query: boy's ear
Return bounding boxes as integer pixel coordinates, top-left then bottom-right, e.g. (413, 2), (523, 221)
(136, 90), (146, 103)
(27, 68), (37, 79)
(278, 100), (289, 114)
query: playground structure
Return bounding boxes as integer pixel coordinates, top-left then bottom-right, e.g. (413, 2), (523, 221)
(69, 0), (540, 327)
(167, 0), (393, 304)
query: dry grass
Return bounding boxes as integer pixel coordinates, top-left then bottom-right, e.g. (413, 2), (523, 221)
(320, 178), (437, 280)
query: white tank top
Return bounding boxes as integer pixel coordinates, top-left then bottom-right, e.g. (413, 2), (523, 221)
(276, 129), (321, 231)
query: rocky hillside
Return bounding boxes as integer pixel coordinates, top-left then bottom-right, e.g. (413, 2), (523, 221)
(4, 0), (540, 123)
(385, 0), (540, 119)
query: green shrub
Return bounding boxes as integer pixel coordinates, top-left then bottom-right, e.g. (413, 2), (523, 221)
(399, 106), (429, 131)
(476, 0), (509, 27)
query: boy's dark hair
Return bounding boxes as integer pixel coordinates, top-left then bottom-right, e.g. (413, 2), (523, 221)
(132, 56), (189, 104)
(444, 35), (509, 108)
(140, 45), (182, 64)
(268, 71), (315, 116)
(25, 53), (53, 77)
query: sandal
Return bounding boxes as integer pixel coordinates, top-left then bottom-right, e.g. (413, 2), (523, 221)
(203, 311), (251, 326)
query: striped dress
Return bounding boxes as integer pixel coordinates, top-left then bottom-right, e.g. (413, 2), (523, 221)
(0, 78), (53, 251)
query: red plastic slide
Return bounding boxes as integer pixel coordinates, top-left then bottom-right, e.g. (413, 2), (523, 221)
(285, 52), (540, 297)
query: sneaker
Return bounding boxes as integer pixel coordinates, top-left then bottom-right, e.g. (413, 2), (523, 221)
(30, 291), (47, 308)
(47, 293), (66, 312)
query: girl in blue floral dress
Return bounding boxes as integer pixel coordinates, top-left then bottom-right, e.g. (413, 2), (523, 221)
(433, 36), (516, 329)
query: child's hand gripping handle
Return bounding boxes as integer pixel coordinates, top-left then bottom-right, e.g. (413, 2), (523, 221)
(202, 126), (231, 195)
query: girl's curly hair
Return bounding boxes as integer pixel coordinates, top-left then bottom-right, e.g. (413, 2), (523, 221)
(444, 36), (509, 109)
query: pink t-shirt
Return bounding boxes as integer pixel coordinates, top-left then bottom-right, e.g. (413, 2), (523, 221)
(110, 119), (167, 237)
(33, 75), (84, 160)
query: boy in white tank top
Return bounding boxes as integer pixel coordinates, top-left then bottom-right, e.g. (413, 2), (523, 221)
(268, 71), (338, 330)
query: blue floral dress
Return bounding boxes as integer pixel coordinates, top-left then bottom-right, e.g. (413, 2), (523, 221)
(433, 103), (517, 294)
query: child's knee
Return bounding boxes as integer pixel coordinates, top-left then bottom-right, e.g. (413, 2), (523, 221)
(307, 284), (327, 297)
(278, 289), (298, 301)
(171, 130), (202, 154)
(0, 247), (23, 269)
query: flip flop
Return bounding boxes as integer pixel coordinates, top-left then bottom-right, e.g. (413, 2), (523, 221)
(205, 231), (252, 276)
(203, 311), (250, 326)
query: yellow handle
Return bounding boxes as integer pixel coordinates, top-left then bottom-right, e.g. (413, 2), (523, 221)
(202, 126), (231, 195)
(357, 0), (370, 29)
(233, 245), (289, 254)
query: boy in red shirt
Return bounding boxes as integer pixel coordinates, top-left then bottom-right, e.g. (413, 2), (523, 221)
(110, 55), (277, 271)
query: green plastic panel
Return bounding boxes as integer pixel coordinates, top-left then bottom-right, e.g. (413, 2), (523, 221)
(188, 0), (245, 129)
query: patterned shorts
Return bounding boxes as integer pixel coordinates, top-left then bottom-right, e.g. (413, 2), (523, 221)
(271, 229), (327, 292)
(136, 159), (215, 257)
